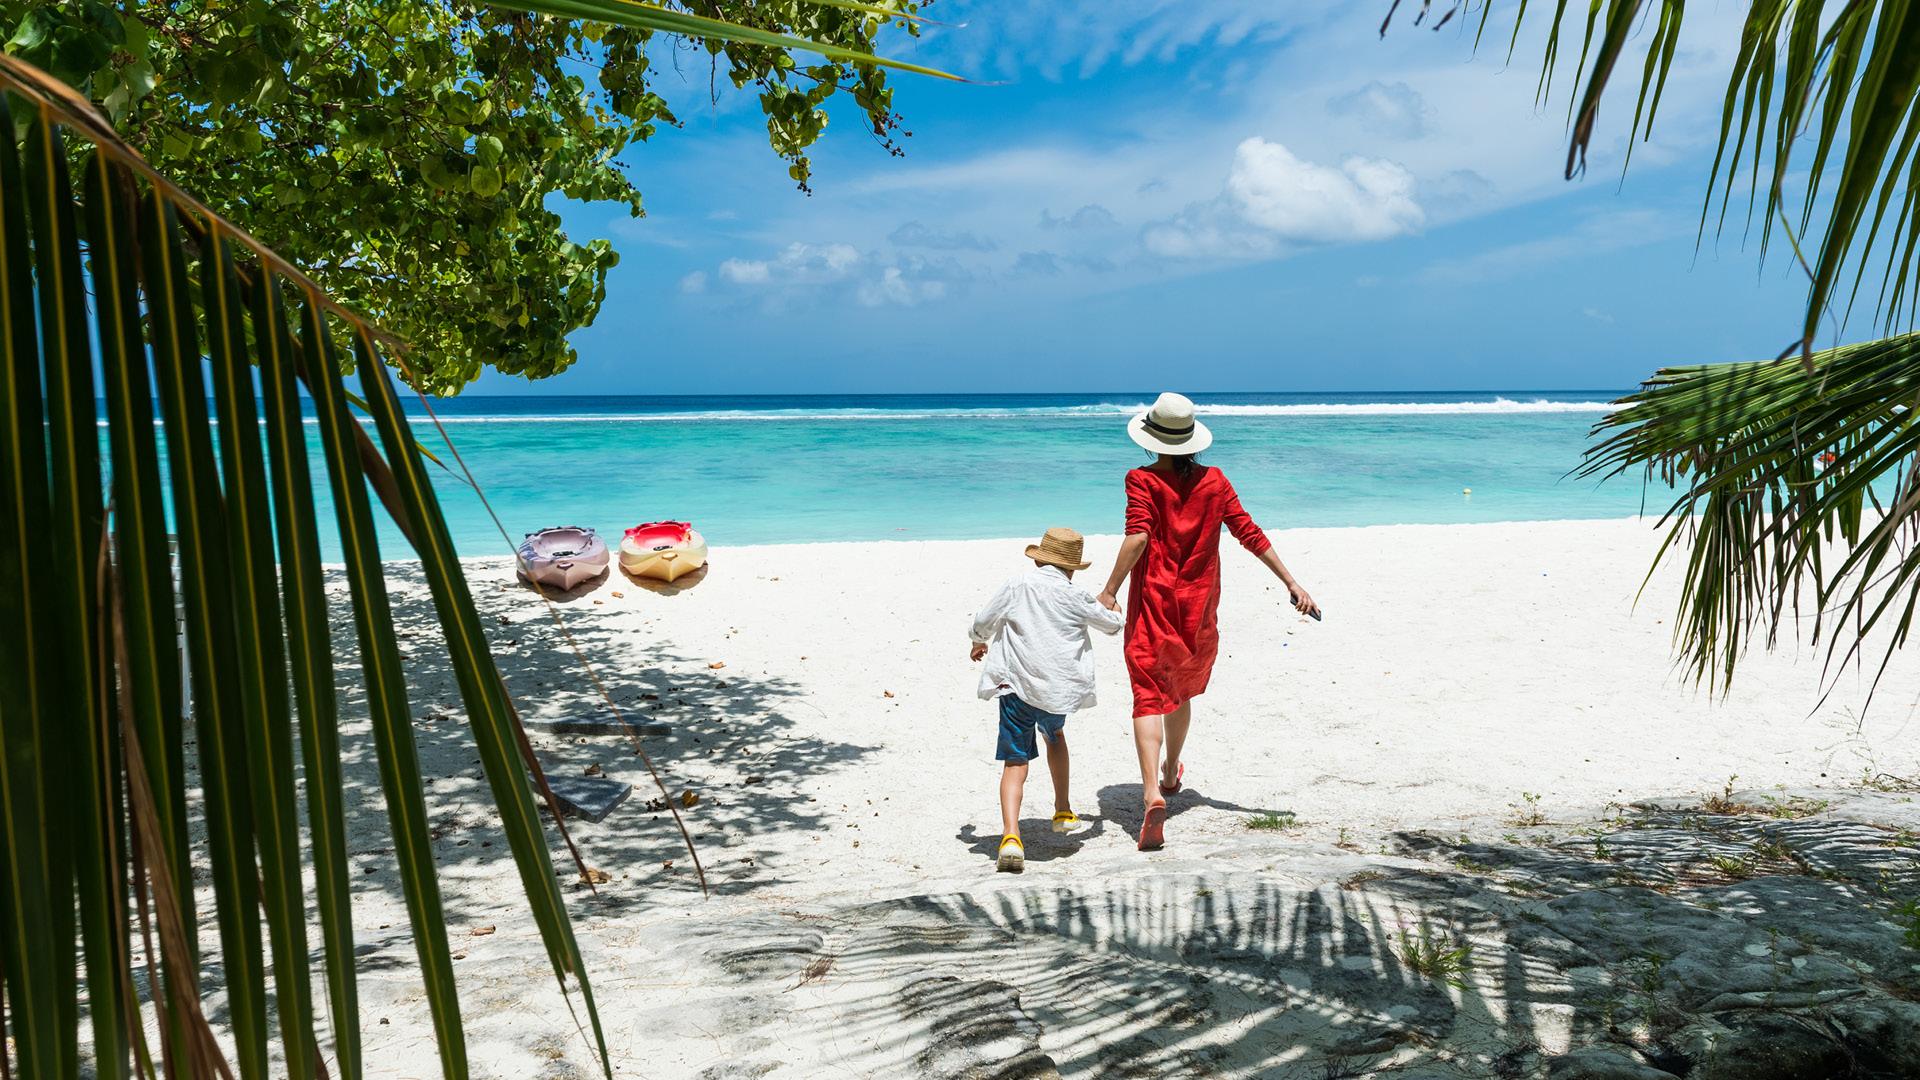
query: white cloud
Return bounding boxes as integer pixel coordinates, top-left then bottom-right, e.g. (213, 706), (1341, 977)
(1326, 80), (1432, 140)
(660, 4), (1758, 311)
(1145, 138), (1423, 258)
(719, 242), (860, 287)
(697, 242), (964, 308)
(1230, 139), (1423, 242)
(857, 266), (948, 307)
(718, 258), (770, 285)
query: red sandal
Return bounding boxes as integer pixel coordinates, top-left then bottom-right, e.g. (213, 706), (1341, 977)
(1160, 762), (1185, 796)
(1138, 799), (1167, 851)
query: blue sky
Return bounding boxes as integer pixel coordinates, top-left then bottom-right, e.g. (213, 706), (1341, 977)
(473, 3), (1833, 396)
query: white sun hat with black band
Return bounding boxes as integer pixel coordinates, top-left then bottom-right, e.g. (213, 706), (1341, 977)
(1128, 391), (1213, 455)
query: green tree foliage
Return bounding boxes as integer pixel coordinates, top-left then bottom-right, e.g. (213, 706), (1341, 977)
(4, 0), (922, 393)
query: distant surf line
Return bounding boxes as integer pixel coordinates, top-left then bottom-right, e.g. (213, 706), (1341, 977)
(389, 398), (1619, 424)
(109, 397), (1620, 428)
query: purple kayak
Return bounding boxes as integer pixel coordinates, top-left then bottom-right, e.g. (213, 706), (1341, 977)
(517, 526), (609, 591)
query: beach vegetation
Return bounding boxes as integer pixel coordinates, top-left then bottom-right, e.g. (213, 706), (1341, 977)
(1339, 869), (1387, 890)
(2, 0), (951, 394)
(1246, 810), (1299, 831)
(1860, 770), (1920, 792)
(1505, 790), (1545, 827)
(1759, 794), (1830, 819)
(1395, 926), (1474, 988)
(0, 1), (944, 1069)
(1750, 838), (1797, 867)
(1707, 854), (1757, 880)
(1387, 3), (1920, 700)
(1700, 776), (1750, 815)
(1891, 898), (1920, 950)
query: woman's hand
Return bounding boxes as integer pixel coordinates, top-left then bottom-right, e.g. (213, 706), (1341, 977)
(1287, 585), (1320, 619)
(969, 642), (988, 662)
(1097, 590), (1121, 612)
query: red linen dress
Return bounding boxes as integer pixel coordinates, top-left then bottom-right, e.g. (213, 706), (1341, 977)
(1124, 465), (1272, 717)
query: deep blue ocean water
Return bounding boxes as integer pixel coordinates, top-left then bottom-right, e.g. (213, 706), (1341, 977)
(115, 391), (1675, 560)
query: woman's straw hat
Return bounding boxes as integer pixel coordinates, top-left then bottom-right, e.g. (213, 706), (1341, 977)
(1026, 527), (1092, 571)
(1128, 391), (1213, 455)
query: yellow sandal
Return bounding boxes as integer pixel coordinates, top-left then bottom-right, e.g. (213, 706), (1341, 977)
(996, 835), (1025, 873)
(1050, 810), (1082, 834)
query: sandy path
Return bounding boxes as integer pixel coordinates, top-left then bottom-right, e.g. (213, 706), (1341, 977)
(309, 518), (1920, 1076)
(480, 518), (1918, 889)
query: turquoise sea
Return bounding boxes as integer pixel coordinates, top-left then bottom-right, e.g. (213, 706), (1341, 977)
(317, 391), (1669, 562)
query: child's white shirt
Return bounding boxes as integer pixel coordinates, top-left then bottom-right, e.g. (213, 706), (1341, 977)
(969, 564), (1123, 714)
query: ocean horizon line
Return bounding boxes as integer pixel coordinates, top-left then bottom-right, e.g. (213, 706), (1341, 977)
(98, 390), (1631, 426)
(440, 387), (1632, 399)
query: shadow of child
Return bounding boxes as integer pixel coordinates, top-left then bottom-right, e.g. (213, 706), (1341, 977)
(957, 819), (1105, 865)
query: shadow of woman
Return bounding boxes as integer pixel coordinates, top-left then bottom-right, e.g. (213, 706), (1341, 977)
(1095, 780), (1297, 845)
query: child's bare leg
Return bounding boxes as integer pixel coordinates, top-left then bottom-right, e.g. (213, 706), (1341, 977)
(1133, 713), (1165, 806)
(1161, 701), (1193, 787)
(999, 763), (1028, 839)
(1044, 733), (1070, 812)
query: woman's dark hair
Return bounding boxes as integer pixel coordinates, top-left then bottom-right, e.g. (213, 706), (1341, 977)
(1150, 451), (1203, 476)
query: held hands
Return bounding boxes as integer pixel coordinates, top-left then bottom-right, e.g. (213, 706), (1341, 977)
(969, 641), (988, 662)
(1097, 591), (1121, 612)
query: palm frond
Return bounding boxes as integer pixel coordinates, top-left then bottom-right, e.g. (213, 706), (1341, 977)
(0, 0), (966, 1064)
(0, 48), (615, 1078)
(1583, 333), (1920, 697)
(499, 0), (964, 81)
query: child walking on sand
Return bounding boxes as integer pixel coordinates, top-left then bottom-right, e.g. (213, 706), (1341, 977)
(969, 527), (1124, 872)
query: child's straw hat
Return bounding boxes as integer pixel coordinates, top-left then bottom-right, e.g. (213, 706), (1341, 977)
(1026, 527), (1091, 571)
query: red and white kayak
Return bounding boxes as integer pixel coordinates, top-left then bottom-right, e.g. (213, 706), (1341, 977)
(620, 521), (707, 582)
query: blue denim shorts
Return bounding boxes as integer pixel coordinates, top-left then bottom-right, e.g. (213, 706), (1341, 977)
(996, 693), (1066, 764)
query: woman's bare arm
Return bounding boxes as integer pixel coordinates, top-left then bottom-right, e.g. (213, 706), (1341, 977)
(1255, 545), (1319, 616)
(1097, 533), (1149, 611)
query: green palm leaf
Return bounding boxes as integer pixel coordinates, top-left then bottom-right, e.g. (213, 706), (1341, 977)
(0, 0), (961, 1065)
(500, 0), (963, 81)
(0, 91), (73, 1080)
(1584, 333), (1920, 697)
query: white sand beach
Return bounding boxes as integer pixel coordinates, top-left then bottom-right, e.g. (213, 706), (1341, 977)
(324, 517), (1920, 1077)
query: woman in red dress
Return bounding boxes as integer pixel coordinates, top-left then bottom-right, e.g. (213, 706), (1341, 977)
(1096, 392), (1319, 851)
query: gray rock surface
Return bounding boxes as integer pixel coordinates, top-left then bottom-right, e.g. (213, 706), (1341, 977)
(550, 786), (1920, 1077)
(542, 774), (633, 822)
(1546, 1046), (1681, 1080)
(521, 715), (673, 736)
